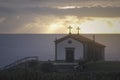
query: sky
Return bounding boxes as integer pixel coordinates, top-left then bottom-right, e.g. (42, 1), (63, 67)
(0, 0), (120, 33)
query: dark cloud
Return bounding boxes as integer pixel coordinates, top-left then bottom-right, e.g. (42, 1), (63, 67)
(0, 7), (15, 15)
(0, 0), (120, 17)
(0, 14), (37, 33)
(0, 5), (120, 33)
(70, 7), (120, 17)
(0, 0), (120, 33)
(1, 0), (120, 8)
(8, 6), (120, 17)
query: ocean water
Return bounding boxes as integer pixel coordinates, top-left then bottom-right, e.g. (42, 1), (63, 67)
(0, 34), (120, 68)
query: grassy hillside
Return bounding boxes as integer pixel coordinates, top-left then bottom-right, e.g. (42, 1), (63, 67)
(85, 61), (120, 72)
(1, 60), (120, 80)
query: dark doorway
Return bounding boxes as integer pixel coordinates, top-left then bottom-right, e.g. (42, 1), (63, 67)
(65, 48), (74, 62)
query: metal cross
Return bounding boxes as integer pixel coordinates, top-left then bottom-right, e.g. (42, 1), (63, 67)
(76, 27), (80, 34)
(68, 26), (72, 34)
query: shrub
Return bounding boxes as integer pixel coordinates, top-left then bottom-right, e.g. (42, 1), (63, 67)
(40, 62), (56, 72)
(28, 60), (39, 68)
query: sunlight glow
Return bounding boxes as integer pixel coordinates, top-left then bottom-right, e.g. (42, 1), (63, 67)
(18, 15), (120, 34)
(49, 23), (60, 33)
(80, 18), (120, 33)
(47, 16), (120, 34)
(55, 6), (81, 9)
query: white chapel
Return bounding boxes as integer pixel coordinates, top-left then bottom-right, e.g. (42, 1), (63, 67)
(54, 27), (105, 62)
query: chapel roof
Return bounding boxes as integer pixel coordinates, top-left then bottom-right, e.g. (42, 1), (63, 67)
(55, 34), (105, 47)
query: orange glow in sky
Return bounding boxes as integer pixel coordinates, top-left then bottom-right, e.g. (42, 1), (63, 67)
(0, 0), (120, 34)
(41, 16), (120, 34)
(15, 15), (120, 34)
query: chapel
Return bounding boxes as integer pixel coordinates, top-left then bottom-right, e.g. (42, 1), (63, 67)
(54, 27), (105, 62)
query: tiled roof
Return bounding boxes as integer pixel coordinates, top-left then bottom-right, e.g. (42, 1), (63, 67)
(55, 34), (105, 47)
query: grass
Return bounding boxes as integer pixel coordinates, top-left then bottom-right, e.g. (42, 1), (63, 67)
(1, 60), (120, 80)
(85, 61), (120, 72)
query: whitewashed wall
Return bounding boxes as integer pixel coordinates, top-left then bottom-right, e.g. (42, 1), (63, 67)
(57, 38), (83, 61)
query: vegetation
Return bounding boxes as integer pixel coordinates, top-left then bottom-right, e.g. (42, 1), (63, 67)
(1, 70), (120, 80)
(1, 61), (120, 80)
(40, 62), (56, 72)
(85, 61), (120, 72)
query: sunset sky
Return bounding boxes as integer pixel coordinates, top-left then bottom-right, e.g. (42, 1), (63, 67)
(0, 0), (120, 33)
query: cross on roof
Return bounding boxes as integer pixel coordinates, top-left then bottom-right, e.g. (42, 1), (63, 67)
(76, 27), (80, 34)
(68, 26), (72, 34)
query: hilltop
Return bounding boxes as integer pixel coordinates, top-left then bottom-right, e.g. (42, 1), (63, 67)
(1, 60), (120, 80)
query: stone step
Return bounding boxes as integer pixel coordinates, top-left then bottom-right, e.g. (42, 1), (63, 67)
(53, 62), (78, 72)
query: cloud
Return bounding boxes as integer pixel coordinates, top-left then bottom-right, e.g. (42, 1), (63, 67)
(1, 0), (120, 8)
(13, 15), (120, 34)
(0, 0), (120, 33)
(13, 15), (58, 33)
(0, 14), (37, 33)
(0, 14), (120, 33)
(30, 0), (120, 8)
(1, 6), (120, 17)
(0, 0), (120, 17)
(55, 6), (78, 9)
(0, 17), (6, 23)
(14, 15), (85, 33)
(52, 7), (120, 17)
(0, 7), (14, 15)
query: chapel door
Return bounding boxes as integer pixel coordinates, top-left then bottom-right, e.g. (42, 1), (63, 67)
(65, 48), (74, 62)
